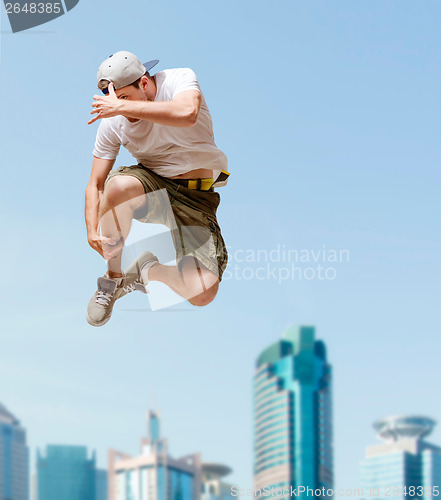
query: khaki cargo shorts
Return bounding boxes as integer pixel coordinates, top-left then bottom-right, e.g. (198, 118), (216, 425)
(105, 164), (228, 281)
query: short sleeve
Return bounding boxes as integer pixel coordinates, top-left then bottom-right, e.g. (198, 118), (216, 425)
(92, 119), (121, 160)
(172, 68), (201, 98)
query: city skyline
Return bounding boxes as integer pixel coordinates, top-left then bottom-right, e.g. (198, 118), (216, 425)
(4, 318), (441, 498)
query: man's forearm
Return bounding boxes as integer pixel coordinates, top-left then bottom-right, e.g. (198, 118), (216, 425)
(118, 100), (198, 127)
(85, 183), (101, 235)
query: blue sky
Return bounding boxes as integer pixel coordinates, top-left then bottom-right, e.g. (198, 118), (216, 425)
(0, 0), (440, 490)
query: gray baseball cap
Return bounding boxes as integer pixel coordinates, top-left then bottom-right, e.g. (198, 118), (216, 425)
(97, 51), (159, 94)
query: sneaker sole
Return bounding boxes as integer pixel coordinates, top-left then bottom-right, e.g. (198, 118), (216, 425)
(86, 283), (131, 327)
(86, 310), (112, 327)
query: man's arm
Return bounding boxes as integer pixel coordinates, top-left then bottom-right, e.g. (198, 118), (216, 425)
(88, 83), (202, 127)
(119, 90), (202, 126)
(85, 156), (116, 257)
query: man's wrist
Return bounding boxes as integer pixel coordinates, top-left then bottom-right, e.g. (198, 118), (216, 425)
(87, 228), (99, 238)
(118, 100), (130, 117)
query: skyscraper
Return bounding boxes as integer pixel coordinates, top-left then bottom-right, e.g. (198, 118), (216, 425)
(108, 410), (235, 500)
(201, 464), (234, 500)
(0, 403), (29, 500)
(253, 326), (333, 497)
(37, 445), (96, 500)
(96, 469), (108, 500)
(360, 415), (441, 497)
(109, 410), (200, 500)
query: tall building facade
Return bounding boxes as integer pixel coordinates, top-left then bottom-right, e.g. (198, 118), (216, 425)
(360, 415), (441, 497)
(109, 410), (200, 500)
(0, 403), (29, 500)
(109, 410), (235, 500)
(253, 326), (333, 497)
(201, 464), (234, 500)
(96, 469), (108, 500)
(37, 445), (96, 500)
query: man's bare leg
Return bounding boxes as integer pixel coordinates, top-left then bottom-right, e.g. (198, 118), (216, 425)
(99, 175), (146, 277)
(99, 176), (220, 306)
(86, 175), (149, 327)
(146, 257), (220, 306)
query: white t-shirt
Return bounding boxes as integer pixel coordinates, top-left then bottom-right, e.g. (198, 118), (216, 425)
(93, 68), (227, 178)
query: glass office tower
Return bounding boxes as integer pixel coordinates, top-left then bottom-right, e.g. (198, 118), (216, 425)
(109, 410), (235, 500)
(0, 403), (29, 500)
(109, 410), (201, 500)
(360, 415), (441, 498)
(96, 469), (108, 500)
(201, 463), (235, 500)
(253, 326), (333, 498)
(37, 445), (96, 500)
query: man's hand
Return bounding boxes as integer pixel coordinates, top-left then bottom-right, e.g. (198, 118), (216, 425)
(87, 232), (105, 258)
(87, 232), (124, 260)
(88, 83), (122, 125)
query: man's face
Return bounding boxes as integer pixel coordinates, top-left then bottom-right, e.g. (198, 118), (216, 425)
(115, 82), (146, 102)
(113, 80), (148, 122)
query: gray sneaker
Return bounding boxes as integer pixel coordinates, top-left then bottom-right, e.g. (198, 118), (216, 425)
(86, 274), (146, 327)
(86, 252), (159, 327)
(125, 251), (159, 285)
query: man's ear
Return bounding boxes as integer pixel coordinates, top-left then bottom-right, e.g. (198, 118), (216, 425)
(140, 75), (149, 91)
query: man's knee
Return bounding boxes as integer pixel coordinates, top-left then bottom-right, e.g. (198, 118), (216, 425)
(188, 281), (219, 307)
(104, 175), (145, 207)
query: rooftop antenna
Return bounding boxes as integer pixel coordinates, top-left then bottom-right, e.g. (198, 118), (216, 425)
(151, 389), (156, 411)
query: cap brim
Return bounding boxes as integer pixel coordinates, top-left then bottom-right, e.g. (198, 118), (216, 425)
(143, 59), (159, 73)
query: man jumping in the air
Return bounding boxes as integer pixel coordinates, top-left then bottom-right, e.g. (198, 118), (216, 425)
(85, 51), (229, 326)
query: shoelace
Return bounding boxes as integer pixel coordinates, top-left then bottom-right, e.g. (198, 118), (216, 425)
(95, 278), (147, 305)
(125, 280), (149, 294)
(123, 283), (137, 293)
(96, 290), (114, 306)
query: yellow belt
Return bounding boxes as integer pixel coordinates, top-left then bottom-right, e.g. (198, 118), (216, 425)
(174, 178), (215, 190)
(173, 171), (230, 190)
(187, 178), (215, 190)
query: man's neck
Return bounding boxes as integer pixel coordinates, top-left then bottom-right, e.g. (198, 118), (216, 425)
(150, 74), (158, 101)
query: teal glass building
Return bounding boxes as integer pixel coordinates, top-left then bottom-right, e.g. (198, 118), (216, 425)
(109, 410), (200, 500)
(201, 464), (235, 500)
(253, 326), (333, 497)
(96, 469), (108, 500)
(0, 403), (29, 500)
(37, 445), (96, 500)
(360, 415), (441, 498)
(109, 410), (235, 500)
